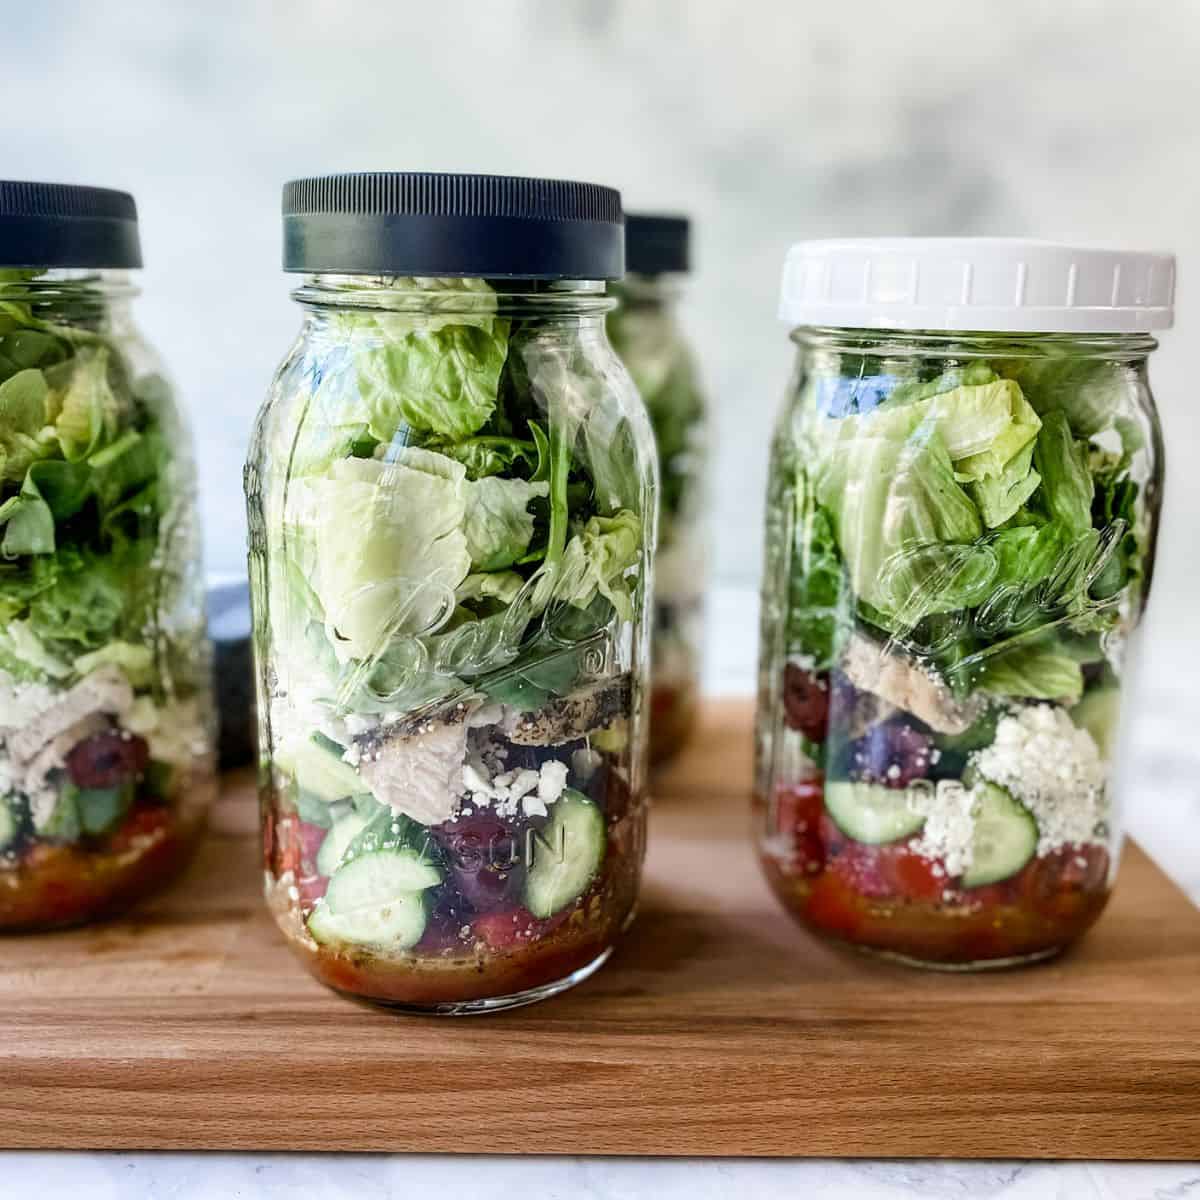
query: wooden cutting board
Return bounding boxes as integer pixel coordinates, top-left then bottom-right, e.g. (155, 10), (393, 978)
(3, 701), (1198, 1159)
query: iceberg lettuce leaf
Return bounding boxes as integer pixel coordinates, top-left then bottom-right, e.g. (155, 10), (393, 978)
(355, 321), (509, 442)
(968, 440), (1041, 527)
(457, 571), (525, 607)
(533, 509), (641, 622)
(813, 426), (982, 622)
(430, 435), (538, 479)
(1001, 353), (1126, 437)
(463, 476), (549, 572)
(1033, 410), (1094, 533)
(294, 449), (471, 660)
(928, 380), (1041, 482)
(977, 640), (1084, 703)
(883, 361), (997, 409)
(55, 347), (125, 461)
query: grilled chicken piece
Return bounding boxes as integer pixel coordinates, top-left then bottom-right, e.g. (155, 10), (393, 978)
(502, 674), (631, 746)
(7, 667), (134, 764)
(21, 713), (111, 795)
(354, 701), (478, 826)
(841, 633), (978, 735)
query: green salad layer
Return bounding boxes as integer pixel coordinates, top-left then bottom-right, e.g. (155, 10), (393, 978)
(607, 283), (704, 581)
(784, 349), (1149, 699)
(607, 280), (705, 754)
(0, 270), (183, 694)
(264, 278), (648, 721)
(0, 271), (211, 878)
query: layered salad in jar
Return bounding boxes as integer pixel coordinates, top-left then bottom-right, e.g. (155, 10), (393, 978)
(757, 343), (1155, 966)
(609, 280), (705, 764)
(252, 277), (651, 1010)
(0, 272), (214, 930)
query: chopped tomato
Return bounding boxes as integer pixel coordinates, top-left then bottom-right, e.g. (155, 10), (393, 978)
(828, 840), (892, 899)
(296, 873), (328, 907)
(472, 906), (569, 951)
(108, 805), (172, 853)
(882, 846), (946, 904)
(772, 779), (826, 872)
(270, 814), (327, 878)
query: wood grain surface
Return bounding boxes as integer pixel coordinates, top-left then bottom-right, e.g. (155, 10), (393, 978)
(2, 702), (1198, 1158)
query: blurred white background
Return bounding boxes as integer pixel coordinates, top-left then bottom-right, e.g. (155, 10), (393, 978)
(8, 0), (1200, 699)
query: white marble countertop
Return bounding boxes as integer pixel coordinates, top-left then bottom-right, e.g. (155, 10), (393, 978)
(4, 1154), (1200, 1198)
(7, 587), (1198, 1198)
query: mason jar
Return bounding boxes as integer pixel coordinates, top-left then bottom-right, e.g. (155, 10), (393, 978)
(247, 173), (657, 1013)
(755, 239), (1172, 969)
(608, 214), (706, 764)
(0, 181), (216, 930)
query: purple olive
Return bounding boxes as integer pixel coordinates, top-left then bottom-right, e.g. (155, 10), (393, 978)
(66, 730), (150, 789)
(432, 811), (525, 913)
(851, 722), (934, 788)
(782, 664), (829, 741)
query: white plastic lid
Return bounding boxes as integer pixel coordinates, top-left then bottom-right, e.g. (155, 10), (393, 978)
(779, 238), (1175, 333)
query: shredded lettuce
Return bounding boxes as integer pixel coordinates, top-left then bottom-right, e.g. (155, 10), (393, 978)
(265, 276), (651, 722)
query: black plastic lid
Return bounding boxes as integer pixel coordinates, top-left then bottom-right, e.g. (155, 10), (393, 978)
(283, 172), (624, 279)
(0, 181), (141, 269)
(624, 213), (690, 275)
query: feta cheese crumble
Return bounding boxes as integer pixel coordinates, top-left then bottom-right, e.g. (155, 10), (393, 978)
(971, 704), (1108, 856)
(908, 781), (977, 878)
(460, 756), (570, 819)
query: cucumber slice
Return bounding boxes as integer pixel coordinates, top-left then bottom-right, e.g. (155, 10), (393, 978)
(307, 892), (426, 951)
(0, 797), (18, 850)
(76, 783), (133, 836)
(316, 811), (370, 878)
(824, 782), (926, 845)
(325, 848), (441, 914)
(1071, 687), (1120, 759)
(962, 784), (1038, 889)
(275, 733), (365, 803)
(141, 761), (175, 801)
(523, 789), (605, 919)
(35, 791), (81, 841)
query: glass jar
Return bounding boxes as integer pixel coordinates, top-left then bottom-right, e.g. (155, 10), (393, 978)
(247, 173), (656, 1012)
(608, 215), (706, 765)
(0, 182), (216, 930)
(755, 239), (1172, 969)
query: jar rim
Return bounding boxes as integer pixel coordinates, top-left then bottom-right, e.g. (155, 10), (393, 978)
(290, 274), (614, 316)
(789, 325), (1158, 360)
